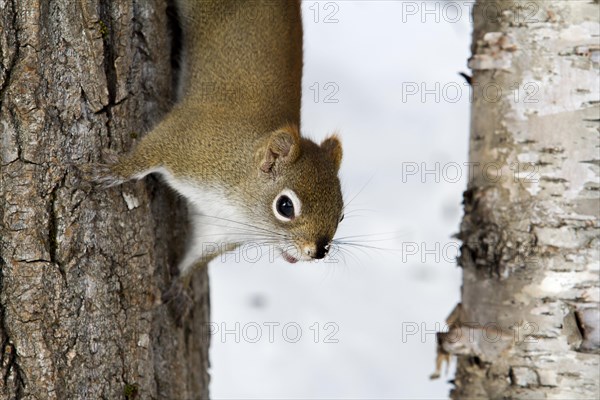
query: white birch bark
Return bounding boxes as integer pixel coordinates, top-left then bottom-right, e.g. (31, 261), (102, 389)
(435, 1), (600, 398)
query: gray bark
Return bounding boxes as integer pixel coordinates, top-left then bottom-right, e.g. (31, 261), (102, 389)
(0, 1), (209, 399)
(435, 1), (599, 398)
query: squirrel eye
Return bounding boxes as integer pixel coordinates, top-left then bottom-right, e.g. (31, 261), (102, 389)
(273, 189), (301, 222)
(276, 195), (295, 219)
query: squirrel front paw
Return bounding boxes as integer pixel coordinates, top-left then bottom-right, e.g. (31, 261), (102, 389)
(79, 163), (126, 187)
(76, 149), (127, 188)
(162, 277), (193, 326)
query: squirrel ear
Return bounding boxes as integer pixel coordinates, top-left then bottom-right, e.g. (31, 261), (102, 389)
(260, 125), (301, 173)
(321, 134), (343, 171)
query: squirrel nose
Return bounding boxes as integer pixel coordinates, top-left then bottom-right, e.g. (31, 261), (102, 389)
(313, 237), (330, 259)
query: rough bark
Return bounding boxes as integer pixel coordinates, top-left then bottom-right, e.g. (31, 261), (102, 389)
(435, 1), (600, 398)
(0, 1), (209, 399)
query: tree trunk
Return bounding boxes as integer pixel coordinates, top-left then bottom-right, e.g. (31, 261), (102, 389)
(435, 1), (599, 398)
(0, 1), (209, 399)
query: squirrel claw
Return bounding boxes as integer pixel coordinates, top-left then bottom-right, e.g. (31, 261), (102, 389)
(162, 278), (193, 326)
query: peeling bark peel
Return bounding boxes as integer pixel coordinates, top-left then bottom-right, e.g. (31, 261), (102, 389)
(437, 1), (599, 399)
(1, 1), (209, 399)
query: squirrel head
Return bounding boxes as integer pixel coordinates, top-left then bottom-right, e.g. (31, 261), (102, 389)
(248, 124), (344, 263)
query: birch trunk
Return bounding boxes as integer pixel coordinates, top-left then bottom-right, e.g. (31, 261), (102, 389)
(436, 1), (600, 398)
(0, 1), (209, 399)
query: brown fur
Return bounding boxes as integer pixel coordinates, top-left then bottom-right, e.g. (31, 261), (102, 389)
(108, 0), (344, 272)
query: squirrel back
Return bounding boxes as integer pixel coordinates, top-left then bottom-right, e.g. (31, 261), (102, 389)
(177, 0), (303, 129)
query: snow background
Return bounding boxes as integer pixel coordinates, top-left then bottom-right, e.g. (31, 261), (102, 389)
(209, 2), (472, 398)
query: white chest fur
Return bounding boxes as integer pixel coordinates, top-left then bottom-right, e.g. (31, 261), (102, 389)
(151, 168), (253, 275)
